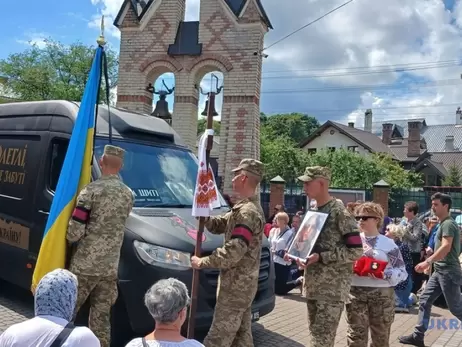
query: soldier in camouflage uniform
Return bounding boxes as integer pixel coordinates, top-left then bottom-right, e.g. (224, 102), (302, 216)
(67, 145), (134, 347)
(296, 166), (363, 347)
(191, 159), (265, 347)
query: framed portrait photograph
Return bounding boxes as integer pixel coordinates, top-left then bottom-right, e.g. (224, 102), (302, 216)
(286, 210), (329, 261)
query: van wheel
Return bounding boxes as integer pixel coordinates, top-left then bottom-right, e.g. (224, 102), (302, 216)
(111, 293), (134, 347)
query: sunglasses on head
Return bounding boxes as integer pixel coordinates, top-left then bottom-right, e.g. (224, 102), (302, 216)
(355, 216), (377, 221)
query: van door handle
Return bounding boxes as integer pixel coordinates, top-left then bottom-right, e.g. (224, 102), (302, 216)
(38, 210), (50, 215)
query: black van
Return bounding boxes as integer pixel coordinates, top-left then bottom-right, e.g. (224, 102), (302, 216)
(0, 100), (275, 345)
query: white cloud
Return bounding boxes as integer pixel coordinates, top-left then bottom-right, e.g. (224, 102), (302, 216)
(16, 31), (49, 49)
(89, 0), (462, 126)
(261, 0), (462, 125)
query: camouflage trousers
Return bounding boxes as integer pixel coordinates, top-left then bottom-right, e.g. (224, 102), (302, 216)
(73, 275), (118, 347)
(345, 286), (395, 347)
(203, 305), (253, 347)
(306, 299), (344, 347)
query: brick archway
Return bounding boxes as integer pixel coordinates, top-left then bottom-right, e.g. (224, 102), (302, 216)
(114, 0), (272, 193)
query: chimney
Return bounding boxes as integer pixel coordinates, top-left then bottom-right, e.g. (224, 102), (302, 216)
(445, 135), (455, 151)
(382, 123), (393, 145)
(364, 109), (372, 132)
(348, 122), (354, 128)
(456, 107), (462, 125)
(407, 121), (421, 157)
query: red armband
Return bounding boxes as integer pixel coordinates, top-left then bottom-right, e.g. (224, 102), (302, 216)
(72, 206), (90, 224)
(344, 232), (362, 248)
(231, 224), (253, 246)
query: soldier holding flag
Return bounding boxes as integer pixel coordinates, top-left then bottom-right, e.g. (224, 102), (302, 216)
(191, 159), (265, 347)
(67, 145), (134, 347)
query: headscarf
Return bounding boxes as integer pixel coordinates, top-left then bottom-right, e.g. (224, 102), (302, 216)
(34, 269), (78, 322)
(380, 216), (393, 235)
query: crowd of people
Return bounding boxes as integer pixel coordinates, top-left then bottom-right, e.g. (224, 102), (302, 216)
(263, 166), (462, 347)
(0, 144), (461, 347)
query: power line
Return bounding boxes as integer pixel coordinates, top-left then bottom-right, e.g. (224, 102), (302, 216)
(260, 78), (462, 94)
(155, 61), (461, 82)
(261, 63), (460, 79)
(263, 0), (355, 51)
(261, 60), (461, 73)
(265, 102), (462, 114)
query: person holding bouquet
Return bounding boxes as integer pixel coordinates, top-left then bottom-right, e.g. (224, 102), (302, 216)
(347, 202), (407, 347)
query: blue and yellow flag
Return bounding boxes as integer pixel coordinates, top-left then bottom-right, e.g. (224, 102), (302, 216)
(31, 46), (103, 291)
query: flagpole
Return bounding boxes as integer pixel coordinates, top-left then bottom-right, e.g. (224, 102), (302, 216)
(187, 88), (217, 339)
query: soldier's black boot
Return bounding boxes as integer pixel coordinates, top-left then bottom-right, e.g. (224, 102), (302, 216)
(399, 334), (425, 347)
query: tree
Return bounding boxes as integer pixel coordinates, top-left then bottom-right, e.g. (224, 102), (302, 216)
(0, 39), (118, 103)
(197, 117), (221, 135)
(442, 163), (462, 186)
(260, 112), (320, 144)
(300, 149), (422, 189)
(261, 134), (307, 181)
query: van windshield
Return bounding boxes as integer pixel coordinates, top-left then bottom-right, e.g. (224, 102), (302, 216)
(94, 138), (227, 208)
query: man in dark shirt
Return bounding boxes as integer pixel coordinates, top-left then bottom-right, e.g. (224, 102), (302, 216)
(400, 192), (462, 347)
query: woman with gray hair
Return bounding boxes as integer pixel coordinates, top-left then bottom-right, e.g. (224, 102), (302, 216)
(125, 278), (204, 347)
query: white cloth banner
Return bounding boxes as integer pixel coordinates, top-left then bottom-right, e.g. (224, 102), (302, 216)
(192, 129), (221, 217)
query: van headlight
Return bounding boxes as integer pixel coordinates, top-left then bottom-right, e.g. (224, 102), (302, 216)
(133, 240), (191, 270)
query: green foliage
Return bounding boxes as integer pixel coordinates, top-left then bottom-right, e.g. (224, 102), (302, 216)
(197, 117), (221, 135)
(442, 163), (462, 186)
(260, 112), (320, 144)
(300, 149), (422, 189)
(0, 39), (118, 103)
(261, 134), (307, 181)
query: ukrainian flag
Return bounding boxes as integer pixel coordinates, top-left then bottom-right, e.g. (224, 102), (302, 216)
(31, 46), (103, 291)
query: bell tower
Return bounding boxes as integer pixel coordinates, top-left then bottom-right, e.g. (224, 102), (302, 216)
(114, 0), (272, 193)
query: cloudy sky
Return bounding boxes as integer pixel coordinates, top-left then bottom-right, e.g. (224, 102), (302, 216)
(1, 0), (462, 126)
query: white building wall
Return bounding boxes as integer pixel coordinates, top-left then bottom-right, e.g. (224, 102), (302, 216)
(301, 126), (371, 155)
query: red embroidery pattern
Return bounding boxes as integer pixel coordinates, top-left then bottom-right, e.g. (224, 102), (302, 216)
(195, 162), (218, 208)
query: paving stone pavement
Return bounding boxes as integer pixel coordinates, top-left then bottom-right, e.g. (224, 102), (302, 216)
(0, 281), (461, 346)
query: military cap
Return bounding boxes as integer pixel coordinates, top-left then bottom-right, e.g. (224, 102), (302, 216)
(104, 144), (125, 160)
(232, 158), (264, 179)
(297, 166), (331, 182)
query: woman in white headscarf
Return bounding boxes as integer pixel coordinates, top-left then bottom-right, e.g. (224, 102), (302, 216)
(0, 268), (100, 347)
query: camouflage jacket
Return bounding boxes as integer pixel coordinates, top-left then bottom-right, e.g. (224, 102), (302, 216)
(304, 198), (362, 302)
(67, 174), (134, 278)
(199, 195), (265, 308)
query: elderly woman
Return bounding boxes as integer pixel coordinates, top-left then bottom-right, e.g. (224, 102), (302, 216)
(0, 268), (99, 347)
(125, 278), (203, 347)
(385, 223), (414, 313)
(268, 212), (302, 295)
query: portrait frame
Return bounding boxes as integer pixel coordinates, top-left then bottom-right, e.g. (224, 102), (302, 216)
(286, 210), (329, 262)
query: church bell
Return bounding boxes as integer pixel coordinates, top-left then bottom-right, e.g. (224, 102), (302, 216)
(151, 95), (172, 124)
(201, 100), (219, 117)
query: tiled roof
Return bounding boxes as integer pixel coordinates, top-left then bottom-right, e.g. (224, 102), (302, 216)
(428, 152), (462, 172)
(427, 160), (448, 176)
(369, 118), (427, 136)
(299, 121), (395, 156)
(388, 138), (427, 162)
(331, 122), (395, 156)
(421, 125), (462, 152)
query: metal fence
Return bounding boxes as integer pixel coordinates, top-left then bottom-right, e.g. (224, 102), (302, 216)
(389, 187), (462, 218)
(260, 181), (306, 219)
(260, 183), (462, 220)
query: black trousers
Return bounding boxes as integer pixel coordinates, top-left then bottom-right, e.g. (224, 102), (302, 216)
(274, 263), (302, 295)
(411, 252), (425, 294)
